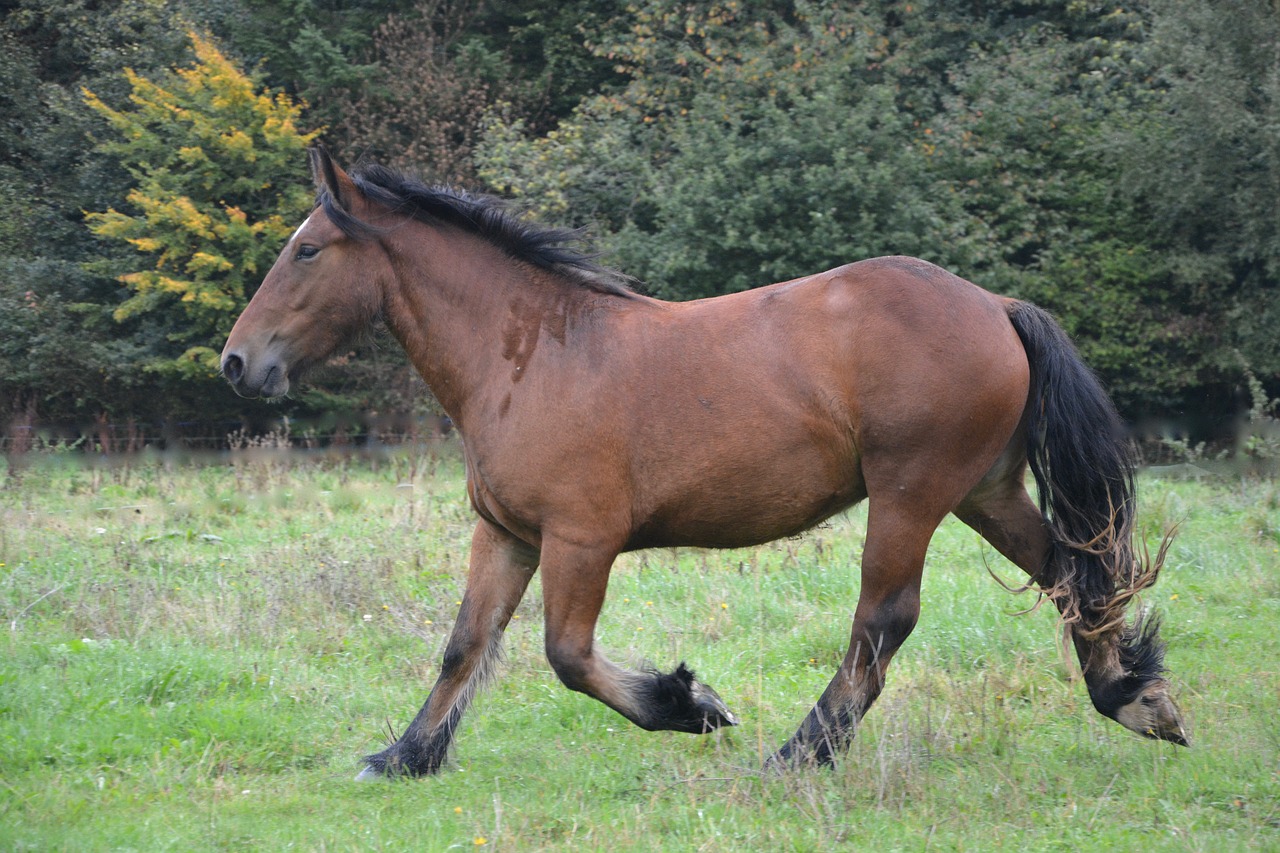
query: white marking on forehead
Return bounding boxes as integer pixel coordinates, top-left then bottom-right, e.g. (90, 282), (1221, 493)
(288, 212), (315, 247)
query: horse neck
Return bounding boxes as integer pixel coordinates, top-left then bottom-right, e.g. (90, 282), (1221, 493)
(377, 222), (588, 423)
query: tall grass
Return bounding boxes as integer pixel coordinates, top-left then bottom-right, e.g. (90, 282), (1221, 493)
(1, 446), (1277, 850)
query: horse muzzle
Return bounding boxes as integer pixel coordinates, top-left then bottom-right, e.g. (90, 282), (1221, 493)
(220, 349), (291, 399)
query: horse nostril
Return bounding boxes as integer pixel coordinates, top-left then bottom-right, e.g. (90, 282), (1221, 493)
(222, 353), (245, 385)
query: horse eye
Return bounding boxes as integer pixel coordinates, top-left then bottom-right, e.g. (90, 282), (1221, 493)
(296, 244), (320, 261)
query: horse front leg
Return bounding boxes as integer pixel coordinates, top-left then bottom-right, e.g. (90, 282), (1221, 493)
(538, 535), (738, 734)
(358, 520), (537, 778)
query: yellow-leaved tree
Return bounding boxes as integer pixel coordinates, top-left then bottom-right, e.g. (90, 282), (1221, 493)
(84, 32), (319, 378)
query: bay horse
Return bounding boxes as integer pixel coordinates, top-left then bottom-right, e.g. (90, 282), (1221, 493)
(221, 147), (1187, 778)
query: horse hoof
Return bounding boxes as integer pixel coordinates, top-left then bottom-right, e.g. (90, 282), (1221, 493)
(355, 764), (384, 781)
(691, 680), (739, 730)
(762, 733), (839, 772)
(761, 747), (820, 774)
(1111, 682), (1190, 747)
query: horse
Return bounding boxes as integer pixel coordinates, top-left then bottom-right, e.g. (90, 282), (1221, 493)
(221, 146), (1187, 778)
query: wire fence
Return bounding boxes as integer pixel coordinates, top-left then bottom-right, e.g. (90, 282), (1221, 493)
(0, 413), (453, 456)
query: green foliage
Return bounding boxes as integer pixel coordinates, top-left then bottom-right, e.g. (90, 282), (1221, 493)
(479, 0), (630, 124)
(330, 0), (501, 185)
(478, 0), (1278, 418)
(2, 0), (1277, 431)
(83, 33), (319, 379)
(1, 2), (220, 425)
(922, 6), (1214, 411)
(197, 0), (415, 120)
(0, 31), (47, 257)
(1107, 0), (1280, 384)
(0, 261), (147, 420)
(1239, 368), (1280, 467)
(1120, 0), (1280, 279)
(1027, 242), (1199, 409)
(482, 3), (950, 297)
(329, 0), (630, 185)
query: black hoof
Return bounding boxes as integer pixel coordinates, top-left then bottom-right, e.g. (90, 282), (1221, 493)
(356, 741), (444, 780)
(690, 678), (739, 731)
(354, 748), (400, 781)
(646, 663), (739, 733)
(763, 739), (837, 773)
(765, 707), (850, 771)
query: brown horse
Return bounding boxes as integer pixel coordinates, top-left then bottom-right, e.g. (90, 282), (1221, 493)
(221, 147), (1187, 778)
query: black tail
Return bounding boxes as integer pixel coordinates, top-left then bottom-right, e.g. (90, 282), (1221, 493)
(1006, 302), (1166, 686)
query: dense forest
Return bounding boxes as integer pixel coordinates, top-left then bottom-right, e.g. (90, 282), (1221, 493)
(1, 0), (1277, 449)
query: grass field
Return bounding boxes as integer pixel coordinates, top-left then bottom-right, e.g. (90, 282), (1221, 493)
(1, 444), (1277, 851)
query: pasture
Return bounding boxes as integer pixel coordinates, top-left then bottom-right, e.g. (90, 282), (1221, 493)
(1, 444), (1277, 850)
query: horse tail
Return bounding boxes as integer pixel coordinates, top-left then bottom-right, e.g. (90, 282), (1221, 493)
(1005, 301), (1167, 677)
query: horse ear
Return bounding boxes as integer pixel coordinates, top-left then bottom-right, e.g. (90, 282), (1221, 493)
(308, 144), (357, 210)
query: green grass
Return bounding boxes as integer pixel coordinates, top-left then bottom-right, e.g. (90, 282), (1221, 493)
(1, 446), (1277, 850)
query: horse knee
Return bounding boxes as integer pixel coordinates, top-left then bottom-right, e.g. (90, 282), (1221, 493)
(438, 615), (500, 684)
(545, 640), (592, 693)
(439, 630), (476, 680)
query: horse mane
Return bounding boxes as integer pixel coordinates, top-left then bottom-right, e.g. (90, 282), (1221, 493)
(320, 163), (637, 298)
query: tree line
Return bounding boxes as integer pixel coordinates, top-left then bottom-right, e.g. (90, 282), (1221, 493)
(2, 0), (1277, 447)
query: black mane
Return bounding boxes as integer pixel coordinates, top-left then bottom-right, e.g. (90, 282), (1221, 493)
(320, 164), (636, 298)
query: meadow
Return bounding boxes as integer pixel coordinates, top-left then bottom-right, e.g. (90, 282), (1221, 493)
(1, 443), (1277, 851)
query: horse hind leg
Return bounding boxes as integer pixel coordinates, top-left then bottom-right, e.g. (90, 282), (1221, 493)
(538, 535), (738, 735)
(954, 476), (1188, 746)
(768, 497), (939, 768)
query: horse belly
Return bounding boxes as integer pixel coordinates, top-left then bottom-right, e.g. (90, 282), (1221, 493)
(627, 438), (864, 551)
